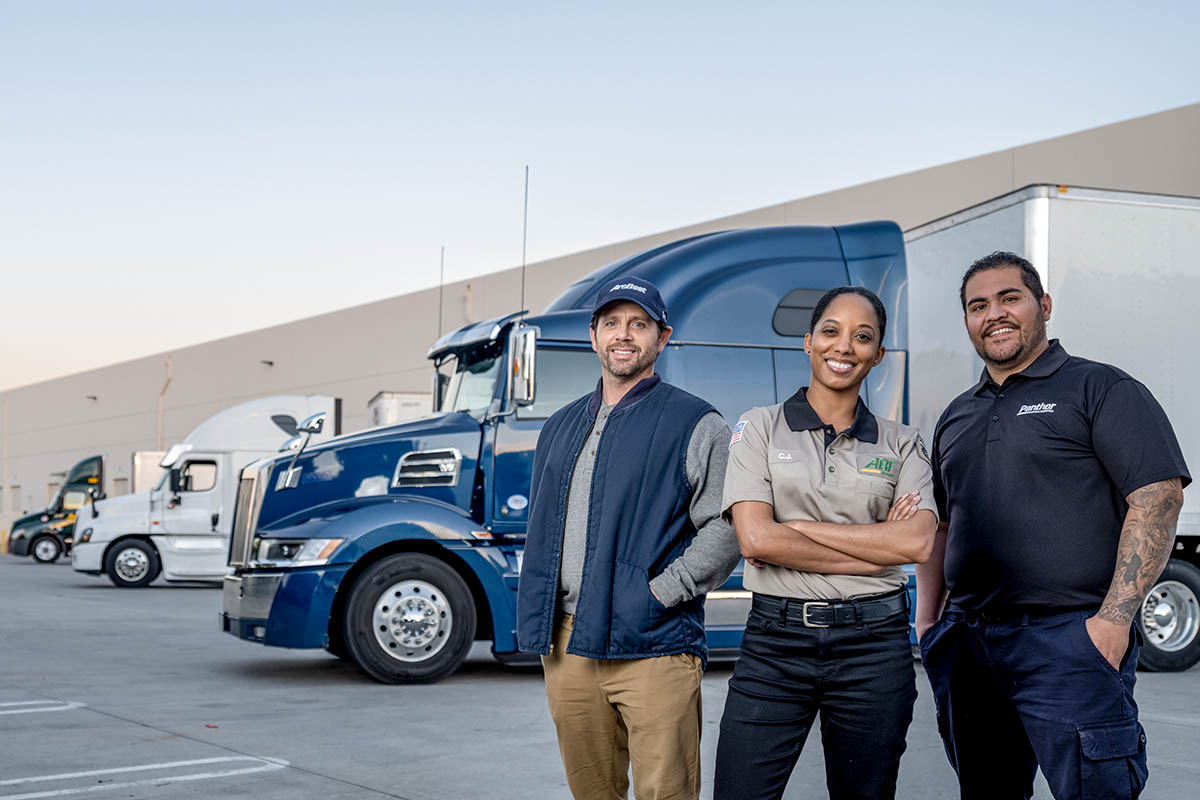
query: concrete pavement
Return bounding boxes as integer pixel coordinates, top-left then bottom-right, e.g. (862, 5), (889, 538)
(2, 557), (1197, 798)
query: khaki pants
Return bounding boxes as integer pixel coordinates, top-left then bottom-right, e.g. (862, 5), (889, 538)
(541, 614), (703, 800)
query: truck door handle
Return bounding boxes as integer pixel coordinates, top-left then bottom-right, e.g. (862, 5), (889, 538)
(211, 513), (219, 531)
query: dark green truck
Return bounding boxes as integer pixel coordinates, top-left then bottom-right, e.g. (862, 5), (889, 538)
(6, 455), (103, 563)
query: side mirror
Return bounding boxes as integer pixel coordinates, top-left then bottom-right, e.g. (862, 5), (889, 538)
(87, 487), (100, 518)
(279, 435), (305, 453)
(298, 412), (327, 436)
(510, 326), (538, 407)
(169, 468), (183, 493)
(275, 413), (324, 492)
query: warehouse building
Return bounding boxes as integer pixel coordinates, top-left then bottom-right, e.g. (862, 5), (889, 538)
(3, 102), (1199, 533)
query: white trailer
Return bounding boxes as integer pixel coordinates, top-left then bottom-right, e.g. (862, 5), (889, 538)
(905, 184), (1200, 671)
(131, 451), (167, 493)
(71, 395), (339, 587)
(366, 391), (432, 427)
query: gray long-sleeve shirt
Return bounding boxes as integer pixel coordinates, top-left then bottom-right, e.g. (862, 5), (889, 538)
(559, 406), (740, 613)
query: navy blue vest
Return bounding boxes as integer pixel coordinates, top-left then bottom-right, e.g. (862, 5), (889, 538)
(516, 376), (715, 661)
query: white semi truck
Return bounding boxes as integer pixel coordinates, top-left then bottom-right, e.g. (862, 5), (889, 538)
(905, 184), (1200, 671)
(71, 395), (340, 587)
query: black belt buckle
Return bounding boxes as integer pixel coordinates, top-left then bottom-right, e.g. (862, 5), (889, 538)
(802, 601), (831, 628)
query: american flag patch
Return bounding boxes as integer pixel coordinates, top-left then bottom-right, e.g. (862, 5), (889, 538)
(729, 421), (748, 446)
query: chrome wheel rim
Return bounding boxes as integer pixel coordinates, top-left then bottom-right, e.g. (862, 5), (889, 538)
(34, 539), (59, 561)
(373, 580), (453, 662)
(114, 547), (150, 582)
(1140, 580), (1200, 653)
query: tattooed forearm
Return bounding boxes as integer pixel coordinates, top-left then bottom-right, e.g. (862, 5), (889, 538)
(1097, 478), (1184, 626)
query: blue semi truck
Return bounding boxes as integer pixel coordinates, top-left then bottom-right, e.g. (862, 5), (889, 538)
(221, 222), (911, 683)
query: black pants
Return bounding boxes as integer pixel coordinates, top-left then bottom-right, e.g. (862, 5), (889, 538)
(921, 608), (1148, 800)
(713, 600), (917, 799)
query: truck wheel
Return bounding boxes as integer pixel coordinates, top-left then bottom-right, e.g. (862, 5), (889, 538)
(343, 553), (476, 683)
(104, 540), (162, 588)
(1137, 559), (1200, 672)
(31, 536), (62, 564)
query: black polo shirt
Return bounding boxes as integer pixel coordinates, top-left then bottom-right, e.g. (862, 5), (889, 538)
(932, 340), (1191, 613)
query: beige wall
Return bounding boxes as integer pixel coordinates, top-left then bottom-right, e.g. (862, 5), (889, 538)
(4, 102), (1199, 531)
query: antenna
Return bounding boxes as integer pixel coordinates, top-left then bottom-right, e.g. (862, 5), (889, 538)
(438, 245), (445, 337)
(520, 165), (529, 313)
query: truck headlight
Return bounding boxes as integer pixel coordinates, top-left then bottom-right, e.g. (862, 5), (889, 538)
(252, 538), (344, 567)
(79, 528), (94, 543)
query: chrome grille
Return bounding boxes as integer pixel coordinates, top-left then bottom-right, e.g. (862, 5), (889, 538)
(228, 464), (267, 567)
(392, 448), (462, 488)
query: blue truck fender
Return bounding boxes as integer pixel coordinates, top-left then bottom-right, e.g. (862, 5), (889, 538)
(305, 498), (520, 654)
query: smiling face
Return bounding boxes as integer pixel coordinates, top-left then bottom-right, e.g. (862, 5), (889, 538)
(589, 300), (671, 383)
(804, 293), (885, 393)
(963, 265), (1052, 376)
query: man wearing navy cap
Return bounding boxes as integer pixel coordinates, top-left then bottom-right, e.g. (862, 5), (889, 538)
(518, 275), (741, 799)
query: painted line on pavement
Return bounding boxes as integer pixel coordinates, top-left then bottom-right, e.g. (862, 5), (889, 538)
(0, 701), (86, 716)
(0, 756), (289, 799)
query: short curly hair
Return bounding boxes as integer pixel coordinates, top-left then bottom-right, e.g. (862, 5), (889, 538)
(959, 251), (1044, 311)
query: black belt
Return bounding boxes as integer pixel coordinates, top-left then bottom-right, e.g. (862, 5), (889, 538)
(752, 588), (908, 628)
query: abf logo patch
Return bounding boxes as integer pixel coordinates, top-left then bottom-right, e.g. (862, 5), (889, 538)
(858, 455), (897, 477)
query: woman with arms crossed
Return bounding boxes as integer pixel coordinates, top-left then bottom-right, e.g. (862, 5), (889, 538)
(713, 287), (937, 800)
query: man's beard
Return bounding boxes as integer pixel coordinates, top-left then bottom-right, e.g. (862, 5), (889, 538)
(601, 346), (657, 379)
(974, 321), (1048, 368)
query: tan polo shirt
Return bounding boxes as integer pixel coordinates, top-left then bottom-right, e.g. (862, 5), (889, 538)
(722, 388), (937, 600)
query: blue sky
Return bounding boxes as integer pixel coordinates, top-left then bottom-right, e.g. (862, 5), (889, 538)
(2, 1), (1197, 390)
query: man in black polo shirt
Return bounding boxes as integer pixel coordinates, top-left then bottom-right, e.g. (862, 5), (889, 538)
(915, 251), (1190, 800)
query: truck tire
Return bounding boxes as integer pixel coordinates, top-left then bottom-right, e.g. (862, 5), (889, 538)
(343, 553), (476, 683)
(31, 536), (62, 564)
(1136, 559), (1200, 672)
(104, 540), (162, 588)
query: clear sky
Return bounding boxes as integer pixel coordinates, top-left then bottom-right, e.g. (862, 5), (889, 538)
(2, 1), (1197, 391)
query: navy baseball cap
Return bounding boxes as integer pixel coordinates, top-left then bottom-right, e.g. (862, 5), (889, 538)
(591, 275), (668, 324)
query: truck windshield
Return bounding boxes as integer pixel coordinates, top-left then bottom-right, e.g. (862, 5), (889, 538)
(440, 340), (503, 417)
(47, 486), (65, 512)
